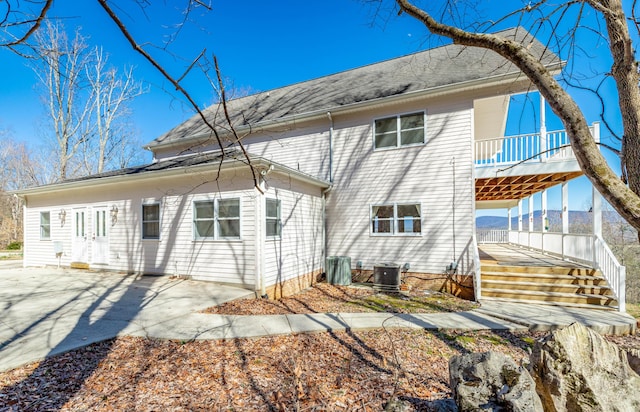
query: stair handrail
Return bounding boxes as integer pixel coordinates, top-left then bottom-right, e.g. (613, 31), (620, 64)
(471, 231), (482, 301)
(594, 235), (626, 312)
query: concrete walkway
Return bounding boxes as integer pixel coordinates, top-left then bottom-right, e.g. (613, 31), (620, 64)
(0, 264), (636, 372)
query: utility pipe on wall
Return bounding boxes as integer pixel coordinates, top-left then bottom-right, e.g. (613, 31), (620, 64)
(327, 112), (334, 183)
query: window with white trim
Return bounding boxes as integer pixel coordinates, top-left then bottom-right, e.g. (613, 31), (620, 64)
(193, 198), (241, 240)
(218, 198), (240, 238)
(265, 198), (281, 238)
(142, 203), (160, 239)
(374, 112), (425, 149)
(371, 203), (421, 235)
(40, 211), (51, 240)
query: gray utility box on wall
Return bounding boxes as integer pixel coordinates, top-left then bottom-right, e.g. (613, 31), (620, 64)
(326, 256), (352, 286)
(373, 263), (401, 292)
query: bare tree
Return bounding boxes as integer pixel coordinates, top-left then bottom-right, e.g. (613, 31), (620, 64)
(84, 47), (146, 174)
(394, 0), (640, 236)
(31, 22), (146, 179)
(0, 134), (42, 246)
(32, 22), (93, 181)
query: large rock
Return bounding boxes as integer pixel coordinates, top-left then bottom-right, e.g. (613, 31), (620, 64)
(530, 322), (640, 412)
(449, 351), (543, 411)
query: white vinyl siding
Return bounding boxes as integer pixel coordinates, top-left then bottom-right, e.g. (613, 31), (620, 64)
(40, 211), (51, 240)
(327, 102), (474, 274)
(263, 183), (324, 288)
(374, 112), (425, 150)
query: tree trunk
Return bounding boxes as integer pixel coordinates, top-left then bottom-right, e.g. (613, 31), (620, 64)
(396, 0), (640, 234)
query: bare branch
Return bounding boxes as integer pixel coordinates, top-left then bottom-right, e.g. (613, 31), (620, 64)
(2, 0), (53, 48)
(396, 0), (640, 233)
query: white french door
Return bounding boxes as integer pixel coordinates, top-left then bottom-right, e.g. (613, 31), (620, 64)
(92, 207), (109, 264)
(72, 208), (88, 263)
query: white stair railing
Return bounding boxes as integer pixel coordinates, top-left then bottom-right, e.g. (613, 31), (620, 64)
(594, 236), (626, 313)
(477, 230), (626, 312)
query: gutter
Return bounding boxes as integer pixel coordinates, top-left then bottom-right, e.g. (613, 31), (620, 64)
(146, 65), (564, 151)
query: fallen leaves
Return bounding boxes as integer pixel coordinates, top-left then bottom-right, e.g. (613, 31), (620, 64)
(205, 282), (478, 315)
(2, 282), (640, 410)
(0, 329), (531, 411)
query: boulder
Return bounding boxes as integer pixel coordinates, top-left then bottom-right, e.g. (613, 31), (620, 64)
(530, 322), (640, 412)
(449, 351), (543, 411)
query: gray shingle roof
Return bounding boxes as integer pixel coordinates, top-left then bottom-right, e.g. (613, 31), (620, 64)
(15, 149), (328, 192)
(151, 28), (559, 147)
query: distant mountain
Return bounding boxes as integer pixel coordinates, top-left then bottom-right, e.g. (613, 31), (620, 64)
(476, 210), (598, 231)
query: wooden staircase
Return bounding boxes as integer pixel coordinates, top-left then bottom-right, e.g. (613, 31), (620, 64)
(481, 262), (619, 310)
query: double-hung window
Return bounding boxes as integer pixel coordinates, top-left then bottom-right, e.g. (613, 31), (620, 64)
(193, 198), (241, 240)
(374, 112), (425, 149)
(142, 203), (160, 240)
(371, 203), (421, 235)
(217, 198), (241, 238)
(265, 198), (281, 238)
(193, 200), (215, 239)
(40, 211), (51, 240)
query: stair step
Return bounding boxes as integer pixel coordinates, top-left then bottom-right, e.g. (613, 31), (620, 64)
(482, 279), (614, 295)
(481, 271), (607, 286)
(480, 296), (618, 311)
(481, 288), (618, 306)
(481, 264), (597, 276)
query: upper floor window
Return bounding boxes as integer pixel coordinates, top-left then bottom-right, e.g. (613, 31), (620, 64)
(193, 198), (241, 240)
(371, 203), (421, 235)
(40, 211), (51, 240)
(265, 198), (282, 238)
(142, 203), (160, 240)
(374, 112), (425, 149)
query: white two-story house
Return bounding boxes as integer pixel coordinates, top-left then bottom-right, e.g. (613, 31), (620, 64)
(17, 28), (625, 308)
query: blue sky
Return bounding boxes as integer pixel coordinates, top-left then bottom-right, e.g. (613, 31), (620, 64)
(0, 1), (624, 214)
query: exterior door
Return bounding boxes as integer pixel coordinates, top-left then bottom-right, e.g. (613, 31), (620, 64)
(92, 207), (109, 264)
(72, 208), (88, 263)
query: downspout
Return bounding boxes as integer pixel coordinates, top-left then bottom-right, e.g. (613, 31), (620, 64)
(322, 186), (333, 276)
(323, 112), (334, 274)
(327, 112), (334, 183)
(255, 176), (267, 298)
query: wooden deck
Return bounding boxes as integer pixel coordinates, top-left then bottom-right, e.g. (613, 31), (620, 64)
(478, 243), (590, 268)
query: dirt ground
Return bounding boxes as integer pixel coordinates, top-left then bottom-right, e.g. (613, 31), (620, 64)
(1, 282), (639, 411)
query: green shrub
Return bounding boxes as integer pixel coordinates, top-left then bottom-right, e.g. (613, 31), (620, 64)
(6, 241), (22, 250)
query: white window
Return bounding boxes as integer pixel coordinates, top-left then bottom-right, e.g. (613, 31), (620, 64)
(371, 203), (421, 235)
(193, 200), (215, 239)
(193, 198), (241, 240)
(217, 198), (241, 238)
(374, 112), (425, 149)
(265, 198), (281, 238)
(142, 203), (160, 240)
(40, 211), (51, 240)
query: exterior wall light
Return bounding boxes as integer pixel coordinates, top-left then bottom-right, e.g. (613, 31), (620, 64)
(110, 205), (119, 226)
(58, 209), (66, 227)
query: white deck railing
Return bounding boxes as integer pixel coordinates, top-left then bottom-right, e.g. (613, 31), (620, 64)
(475, 128), (587, 167)
(477, 229), (626, 312)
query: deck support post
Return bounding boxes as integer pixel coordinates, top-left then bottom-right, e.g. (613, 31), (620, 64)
(518, 199), (523, 232)
(507, 208), (512, 231)
(562, 182), (569, 259)
(528, 196), (534, 233)
(540, 94), (547, 161)
(542, 189), (548, 233)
